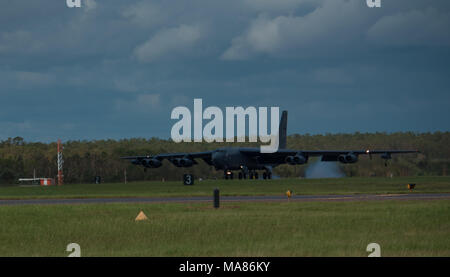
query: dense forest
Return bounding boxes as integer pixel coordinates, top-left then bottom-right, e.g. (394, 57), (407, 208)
(0, 132), (449, 185)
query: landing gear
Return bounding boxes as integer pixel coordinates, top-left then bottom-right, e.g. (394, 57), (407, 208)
(262, 172), (272, 179)
(248, 171), (259, 180)
(239, 166), (248, 180)
(225, 170), (269, 180)
(238, 172), (247, 179)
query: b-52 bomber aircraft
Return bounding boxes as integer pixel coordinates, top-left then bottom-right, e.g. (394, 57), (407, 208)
(121, 111), (418, 179)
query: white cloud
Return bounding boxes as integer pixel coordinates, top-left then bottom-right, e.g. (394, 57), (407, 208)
(221, 0), (372, 60)
(134, 24), (203, 62)
(221, 14), (287, 60)
(367, 8), (450, 46)
(83, 0), (97, 11)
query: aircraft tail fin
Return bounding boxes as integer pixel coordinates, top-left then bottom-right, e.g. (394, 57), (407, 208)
(279, 110), (287, 149)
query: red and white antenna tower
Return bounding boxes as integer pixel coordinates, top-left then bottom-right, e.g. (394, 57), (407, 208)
(57, 139), (64, 186)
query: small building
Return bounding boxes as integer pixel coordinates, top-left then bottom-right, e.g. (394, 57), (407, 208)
(19, 178), (55, 186)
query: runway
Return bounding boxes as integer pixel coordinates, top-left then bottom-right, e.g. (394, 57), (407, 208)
(0, 193), (449, 206)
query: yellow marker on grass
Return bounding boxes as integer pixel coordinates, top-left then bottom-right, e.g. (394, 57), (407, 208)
(286, 190), (293, 200)
(135, 210), (148, 221)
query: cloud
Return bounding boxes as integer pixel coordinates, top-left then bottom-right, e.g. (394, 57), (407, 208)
(243, 0), (316, 12)
(0, 69), (55, 90)
(0, 0), (449, 141)
(0, 30), (45, 54)
(122, 1), (166, 28)
(221, 0), (450, 61)
(221, 0), (372, 60)
(84, 0), (97, 11)
(14, 71), (55, 86)
(134, 24), (203, 62)
(367, 8), (450, 46)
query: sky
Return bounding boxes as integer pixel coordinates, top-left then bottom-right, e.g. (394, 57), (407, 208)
(0, 0), (449, 142)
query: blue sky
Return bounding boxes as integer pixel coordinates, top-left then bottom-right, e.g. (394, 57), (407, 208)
(0, 0), (449, 142)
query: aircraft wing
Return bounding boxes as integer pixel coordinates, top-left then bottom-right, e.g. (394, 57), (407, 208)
(239, 148), (419, 163)
(120, 151), (214, 166)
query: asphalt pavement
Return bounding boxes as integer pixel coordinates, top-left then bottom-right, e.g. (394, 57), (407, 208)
(0, 193), (449, 206)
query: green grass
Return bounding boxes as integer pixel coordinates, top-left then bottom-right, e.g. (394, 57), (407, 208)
(0, 200), (449, 256)
(0, 176), (449, 200)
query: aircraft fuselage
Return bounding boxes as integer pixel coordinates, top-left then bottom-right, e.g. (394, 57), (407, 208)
(211, 147), (273, 171)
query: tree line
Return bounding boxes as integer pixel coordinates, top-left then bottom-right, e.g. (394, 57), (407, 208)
(0, 132), (448, 185)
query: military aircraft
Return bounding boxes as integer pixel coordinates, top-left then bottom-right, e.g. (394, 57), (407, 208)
(121, 111), (418, 179)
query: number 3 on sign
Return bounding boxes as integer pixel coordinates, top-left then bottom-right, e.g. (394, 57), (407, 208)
(183, 174), (194, 185)
(366, 243), (381, 257)
(66, 243), (81, 257)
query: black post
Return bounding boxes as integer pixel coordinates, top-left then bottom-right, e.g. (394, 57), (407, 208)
(213, 188), (220, 209)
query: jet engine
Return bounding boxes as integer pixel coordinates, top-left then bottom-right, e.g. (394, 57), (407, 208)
(286, 154), (307, 165)
(338, 153), (358, 164)
(173, 158), (194, 167)
(285, 156), (295, 165)
(142, 158), (162, 168)
(179, 158), (194, 167)
(148, 158), (162, 168)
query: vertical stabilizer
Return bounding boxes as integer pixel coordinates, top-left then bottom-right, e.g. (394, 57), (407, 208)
(279, 110), (287, 149)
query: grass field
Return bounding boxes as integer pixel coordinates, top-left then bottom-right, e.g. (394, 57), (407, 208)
(0, 200), (449, 256)
(1, 176), (449, 200)
(1, 176), (449, 257)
